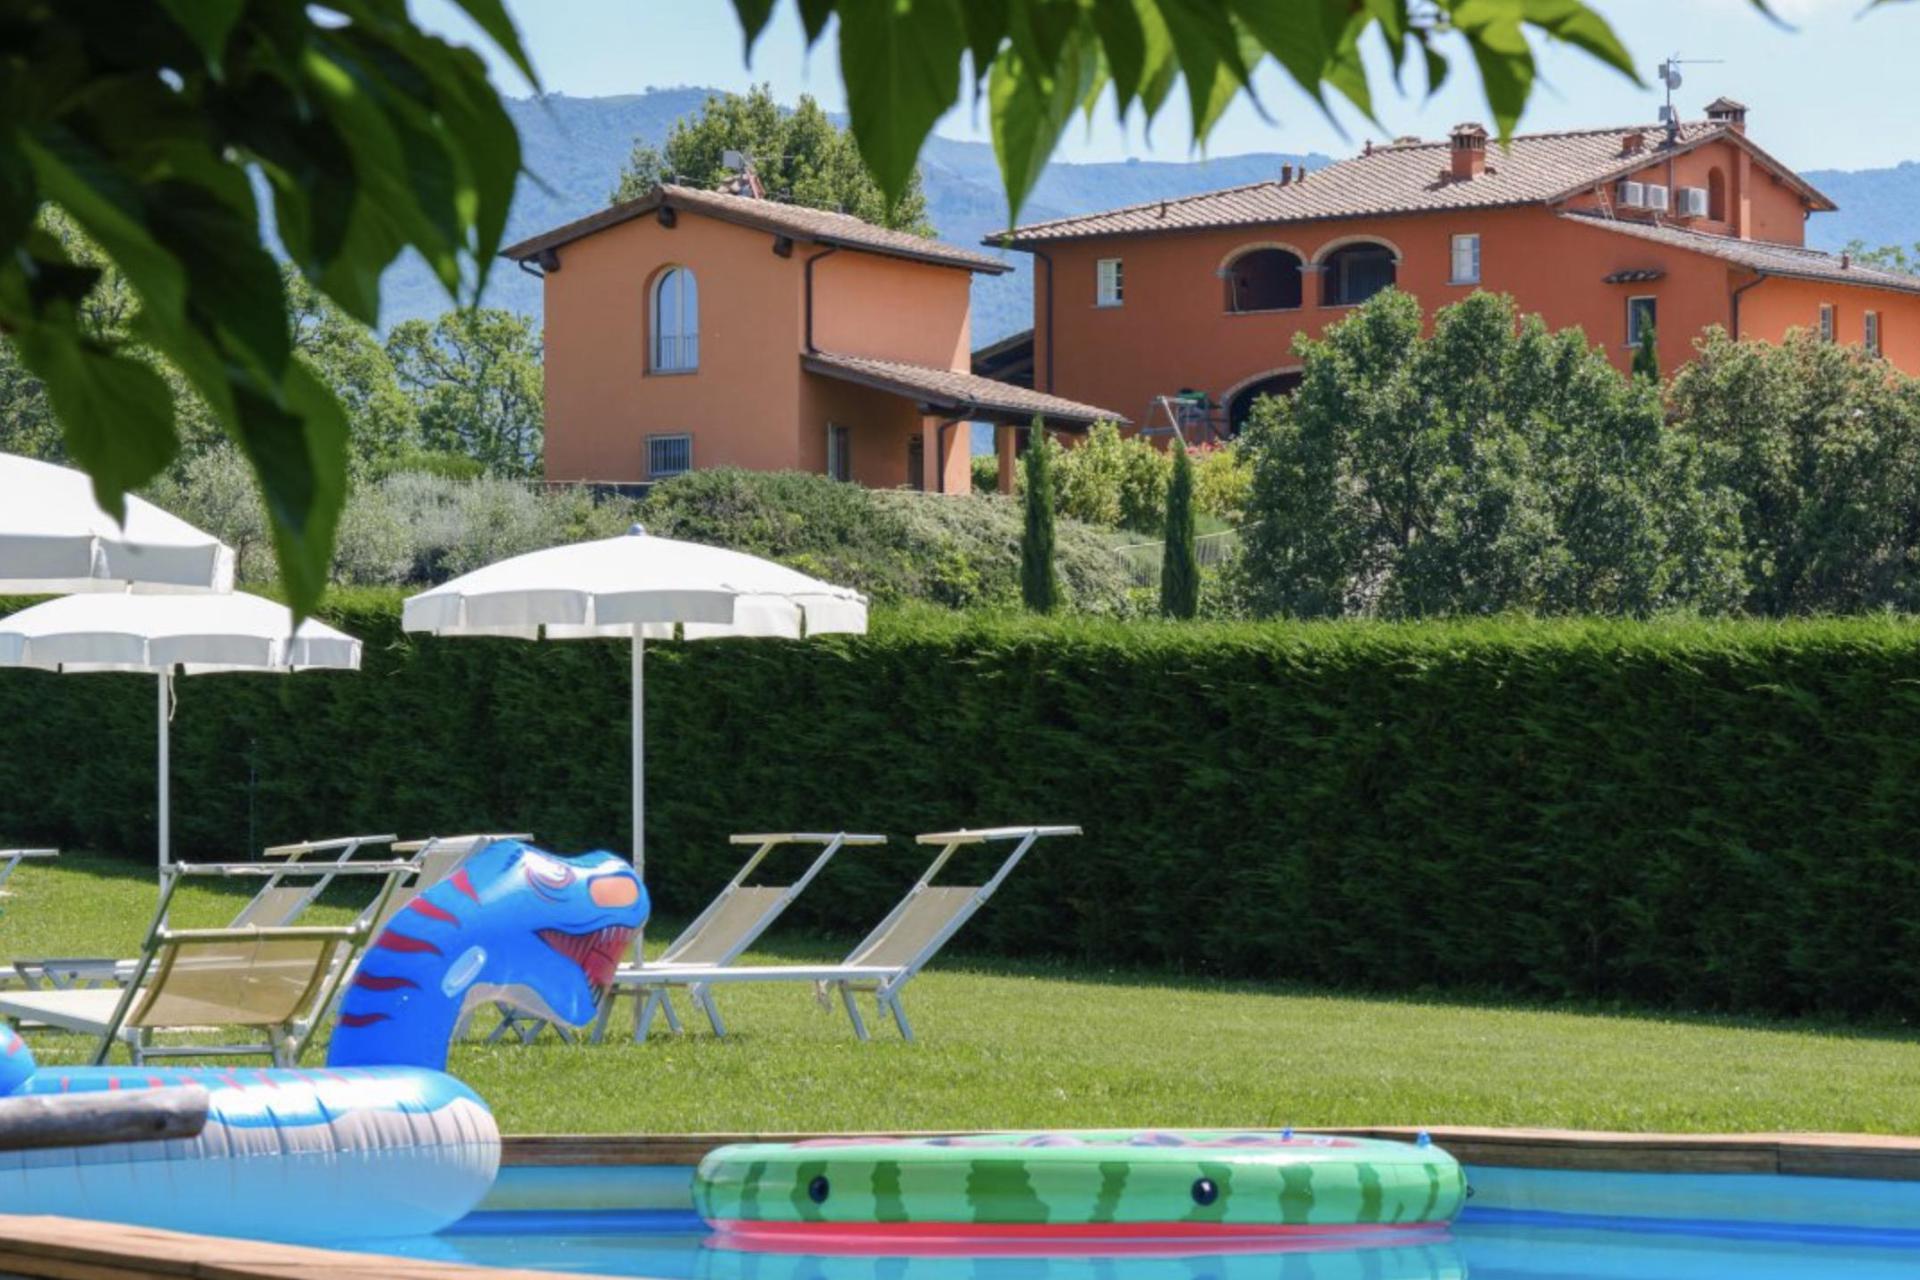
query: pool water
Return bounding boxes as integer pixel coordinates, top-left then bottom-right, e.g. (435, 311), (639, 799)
(333, 1164), (1920, 1279)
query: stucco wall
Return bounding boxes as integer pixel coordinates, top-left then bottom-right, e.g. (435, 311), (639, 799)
(543, 212), (806, 482)
(806, 249), (973, 371)
(1739, 274), (1920, 369)
(1033, 191), (1898, 432)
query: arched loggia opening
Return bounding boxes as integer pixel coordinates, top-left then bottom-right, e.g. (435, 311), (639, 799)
(1223, 246), (1304, 312)
(1227, 371), (1304, 434)
(1320, 241), (1398, 307)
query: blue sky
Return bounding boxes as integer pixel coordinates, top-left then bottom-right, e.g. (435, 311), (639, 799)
(417, 0), (1920, 173)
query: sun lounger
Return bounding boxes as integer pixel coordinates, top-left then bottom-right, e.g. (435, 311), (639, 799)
(489, 832), (878, 1045)
(0, 848), (56, 897)
(0, 859), (413, 1066)
(602, 825), (1080, 1042)
(6, 834), (397, 993)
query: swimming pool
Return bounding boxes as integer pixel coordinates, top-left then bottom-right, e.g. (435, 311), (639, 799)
(319, 1162), (1920, 1278)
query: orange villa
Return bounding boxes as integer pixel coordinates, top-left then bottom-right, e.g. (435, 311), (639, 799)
(503, 178), (1119, 492)
(989, 98), (1920, 446)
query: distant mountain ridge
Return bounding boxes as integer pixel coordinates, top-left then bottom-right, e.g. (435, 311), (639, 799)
(377, 89), (1916, 345)
(378, 88), (1328, 343)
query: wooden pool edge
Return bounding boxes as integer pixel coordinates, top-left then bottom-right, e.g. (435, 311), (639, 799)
(503, 1125), (1920, 1181)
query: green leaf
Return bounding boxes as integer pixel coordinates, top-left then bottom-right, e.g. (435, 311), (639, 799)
(1088, 0), (1148, 112)
(797, 0), (836, 43)
(9, 328), (177, 521)
(447, 0), (539, 84)
(157, 0), (245, 73)
(239, 359), (350, 619)
(729, 0), (779, 56)
(1518, 0), (1641, 85)
(990, 30), (1100, 223)
(958, 0), (1012, 82)
(1449, 0), (1534, 139)
(1155, 0), (1257, 145)
(836, 0), (965, 208)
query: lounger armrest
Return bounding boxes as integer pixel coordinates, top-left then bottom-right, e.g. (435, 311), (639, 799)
(394, 833), (533, 854)
(169, 860), (419, 879)
(157, 924), (364, 944)
(728, 832), (888, 846)
(10, 957), (130, 985)
(260, 834), (398, 858)
(0, 849), (58, 859)
(915, 825), (1083, 844)
(610, 963), (899, 986)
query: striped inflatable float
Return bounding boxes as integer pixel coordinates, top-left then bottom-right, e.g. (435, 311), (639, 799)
(695, 1130), (1468, 1248)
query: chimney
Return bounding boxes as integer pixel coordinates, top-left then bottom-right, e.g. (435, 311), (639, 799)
(1841, 251), (1852, 270)
(1621, 129), (1645, 155)
(1450, 122), (1488, 181)
(1705, 97), (1748, 134)
(1279, 164), (1293, 184)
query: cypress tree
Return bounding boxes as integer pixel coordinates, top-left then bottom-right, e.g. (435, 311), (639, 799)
(1633, 322), (1659, 381)
(1161, 438), (1200, 618)
(1020, 419), (1059, 613)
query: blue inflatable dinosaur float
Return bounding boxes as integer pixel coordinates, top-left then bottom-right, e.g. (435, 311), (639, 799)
(0, 840), (646, 1244)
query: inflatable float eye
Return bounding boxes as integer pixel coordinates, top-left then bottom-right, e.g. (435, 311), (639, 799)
(523, 856), (577, 901)
(1191, 1177), (1219, 1206)
(808, 1175), (831, 1204)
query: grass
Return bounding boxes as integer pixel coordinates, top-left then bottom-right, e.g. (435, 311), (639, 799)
(8, 853), (1920, 1137)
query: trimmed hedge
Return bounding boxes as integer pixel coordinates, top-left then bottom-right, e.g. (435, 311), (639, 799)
(6, 595), (1920, 1020)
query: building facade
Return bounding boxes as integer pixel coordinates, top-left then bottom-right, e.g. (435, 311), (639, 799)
(992, 100), (1920, 443)
(506, 182), (1119, 493)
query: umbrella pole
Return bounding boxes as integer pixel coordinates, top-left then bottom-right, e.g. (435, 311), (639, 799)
(156, 672), (170, 882)
(632, 633), (644, 884)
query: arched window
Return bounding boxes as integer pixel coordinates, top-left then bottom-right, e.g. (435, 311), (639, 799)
(1223, 247), (1303, 312)
(1321, 242), (1397, 306)
(1707, 167), (1727, 223)
(651, 266), (698, 372)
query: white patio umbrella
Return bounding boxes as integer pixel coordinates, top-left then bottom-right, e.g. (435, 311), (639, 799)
(0, 453), (234, 593)
(0, 592), (360, 875)
(401, 526), (867, 880)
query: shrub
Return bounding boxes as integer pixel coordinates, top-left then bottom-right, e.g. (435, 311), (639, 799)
(1189, 441), (1252, 525)
(970, 453), (999, 494)
(642, 467), (1132, 613)
(11, 607), (1920, 1021)
(1052, 421), (1169, 533)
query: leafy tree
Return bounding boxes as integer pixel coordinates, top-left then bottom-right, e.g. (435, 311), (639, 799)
(0, 2), (525, 613)
(387, 310), (545, 479)
(1160, 440), (1199, 619)
(1239, 290), (1740, 618)
(613, 86), (932, 234)
(1671, 330), (1920, 615)
(1844, 239), (1920, 275)
(284, 270), (419, 473)
(1021, 421), (1059, 613)
(1633, 322), (1659, 380)
(15, 0), (1817, 607)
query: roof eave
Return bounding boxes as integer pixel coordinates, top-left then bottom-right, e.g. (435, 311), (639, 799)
(504, 185), (1009, 274)
(800, 354), (1124, 427)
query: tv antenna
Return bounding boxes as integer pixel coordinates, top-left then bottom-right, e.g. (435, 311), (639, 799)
(1656, 54), (1722, 138)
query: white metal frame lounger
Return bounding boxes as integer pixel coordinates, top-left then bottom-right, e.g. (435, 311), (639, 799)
(6, 833), (397, 993)
(0, 859), (412, 1066)
(571, 831), (884, 1044)
(603, 825), (1080, 1042)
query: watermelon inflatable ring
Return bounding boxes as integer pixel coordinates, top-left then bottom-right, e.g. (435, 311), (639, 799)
(694, 1130), (1468, 1248)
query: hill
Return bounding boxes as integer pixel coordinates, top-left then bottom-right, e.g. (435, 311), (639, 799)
(377, 89), (1919, 345)
(378, 89), (1327, 344)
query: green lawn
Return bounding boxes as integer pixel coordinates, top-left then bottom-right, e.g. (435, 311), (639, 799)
(7, 852), (1920, 1136)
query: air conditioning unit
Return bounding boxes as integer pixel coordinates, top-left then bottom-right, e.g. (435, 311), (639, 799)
(1616, 180), (1646, 209)
(1677, 186), (1710, 218)
(1644, 183), (1671, 212)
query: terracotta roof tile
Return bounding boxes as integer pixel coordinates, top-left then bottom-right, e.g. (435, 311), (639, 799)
(506, 184), (1009, 274)
(1563, 212), (1920, 296)
(803, 352), (1125, 426)
(994, 121), (1833, 245)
